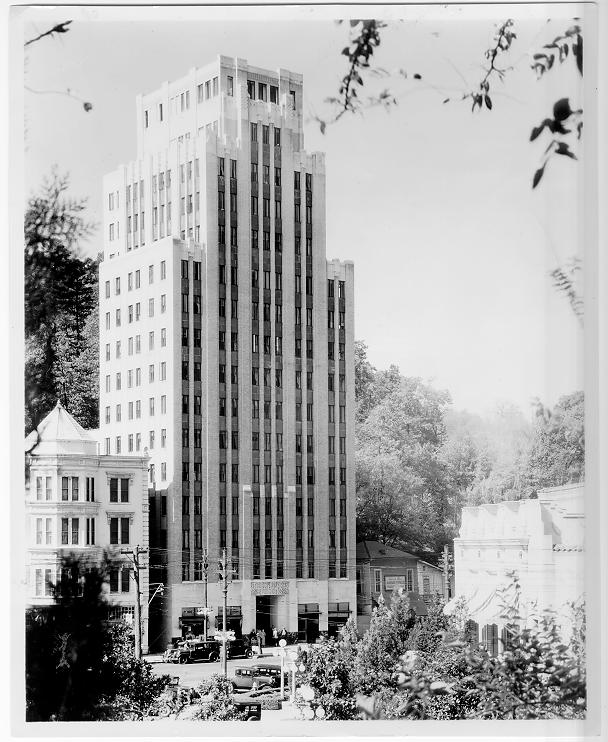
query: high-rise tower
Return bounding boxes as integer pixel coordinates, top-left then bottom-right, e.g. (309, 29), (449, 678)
(99, 56), (355, 649)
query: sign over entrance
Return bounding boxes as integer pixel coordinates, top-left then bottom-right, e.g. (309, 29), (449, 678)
(250, 580), (289, 596)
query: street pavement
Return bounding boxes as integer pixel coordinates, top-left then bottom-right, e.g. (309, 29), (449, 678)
(147, 650), (284, 687)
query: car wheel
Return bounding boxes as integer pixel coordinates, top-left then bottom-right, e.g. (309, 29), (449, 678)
(246, 715), (260, 721)
(178, 655), (188, 665)
(245, 649), (253, 659)
(210, 652), (219, 662)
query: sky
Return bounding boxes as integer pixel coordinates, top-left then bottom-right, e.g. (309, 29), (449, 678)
(18, 3), (587, 418)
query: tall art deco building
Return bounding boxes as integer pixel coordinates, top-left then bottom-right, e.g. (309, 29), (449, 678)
(99, 56), (356, 649)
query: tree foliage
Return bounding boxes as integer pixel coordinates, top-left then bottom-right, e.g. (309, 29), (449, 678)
(296, 584), (585, 721)
(24, 171), (99, 433)
(321, 18), (584, 317)
(294, 618), (360, 720)
(26, 555), (170, 721)
(354, 343), (584, 553)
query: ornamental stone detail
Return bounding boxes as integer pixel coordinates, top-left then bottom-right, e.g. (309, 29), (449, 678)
(250, 580), (289, 596)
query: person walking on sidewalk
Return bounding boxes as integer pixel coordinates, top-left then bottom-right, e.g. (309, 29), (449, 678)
(256, 629), (262, 656)
(272, 626), (279, 646)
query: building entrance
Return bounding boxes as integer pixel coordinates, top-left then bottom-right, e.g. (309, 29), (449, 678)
(255, 595), (288, 645)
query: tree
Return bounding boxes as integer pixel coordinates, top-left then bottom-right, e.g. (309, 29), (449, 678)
(356, 373), (456, 551)
(319, 18), (584, 318)
(24, 171), (98, 433)
(25, 555), (170, 721)
(354, 340), (376, 423)
(352, 591), (413, 694)
(527, 391), (584, 488)
(356, 586), (585, 720)
(25, 20), (93, 113)
(294, 618), (360, 720)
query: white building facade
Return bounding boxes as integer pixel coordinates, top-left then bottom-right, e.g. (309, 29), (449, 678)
(98, 56), (356, 648)
(25, 402), (150, 651)
(450, 484), (584, 653)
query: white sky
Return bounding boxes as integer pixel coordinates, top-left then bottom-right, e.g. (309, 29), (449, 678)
(19, 3), (586, 417)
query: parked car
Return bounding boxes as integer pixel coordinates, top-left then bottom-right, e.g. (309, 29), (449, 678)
(251, 663), (289, 687)
(233, 700), (262, 721)
(230, 666), (278, 691)
(226, 637), (254, 659)
(164, 639), (220, 664)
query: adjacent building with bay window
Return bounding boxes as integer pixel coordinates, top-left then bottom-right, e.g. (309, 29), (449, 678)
(99, 55), (356, 648)
(24, 402), (150, 651)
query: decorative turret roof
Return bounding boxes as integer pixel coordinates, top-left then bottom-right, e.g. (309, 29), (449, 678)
(24, 400), (98, 456)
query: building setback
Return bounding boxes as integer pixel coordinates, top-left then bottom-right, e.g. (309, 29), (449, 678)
(25, 402), (150, 651)
(99, 56), (356, 649)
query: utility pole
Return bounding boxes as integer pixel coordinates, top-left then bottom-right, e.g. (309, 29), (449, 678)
(121, 545), (148, 660)
(202, 549), (209, 640)
(218, 548), (230, 677)
(442, 543), (450, 601)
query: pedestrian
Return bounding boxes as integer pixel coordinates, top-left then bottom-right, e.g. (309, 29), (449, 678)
(272, 626), (278, 646)
(261, 628), (266, 649)
(256, 629), (262, 655)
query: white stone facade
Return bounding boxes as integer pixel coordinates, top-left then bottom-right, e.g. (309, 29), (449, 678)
(25, 402), (150, 651)
(99, 56), (356, 648)
(450, 484), (584, 648)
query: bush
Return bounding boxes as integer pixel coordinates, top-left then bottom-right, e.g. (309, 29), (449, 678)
(352, 591), (414, 694)
(294, 618), (359, 720)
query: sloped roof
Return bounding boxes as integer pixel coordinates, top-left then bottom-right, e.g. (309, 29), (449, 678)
(356, 540), (419, 562)
(25, 401), (98, 456)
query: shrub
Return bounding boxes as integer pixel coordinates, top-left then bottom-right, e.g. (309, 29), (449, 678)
(294, 618), (359, 720)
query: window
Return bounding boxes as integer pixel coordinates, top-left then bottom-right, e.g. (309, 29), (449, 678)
(274, 127), (281, 146)
(109, 478), (130, 503)
(328, 405), (335, 423)
(250, 122), (258, 142)
(109, 517), (130, 545)
(374, 569), (382, 593)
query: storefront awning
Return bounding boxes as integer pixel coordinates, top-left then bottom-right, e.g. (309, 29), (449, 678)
(443, 588), (479, 616)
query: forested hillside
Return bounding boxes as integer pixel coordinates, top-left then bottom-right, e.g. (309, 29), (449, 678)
(354, 341), (584, 557)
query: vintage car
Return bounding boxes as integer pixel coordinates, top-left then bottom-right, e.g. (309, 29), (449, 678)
(233, 700), (262, 721)
(230, 666), (277, 691)
(164, 639), (220, 664)
(226, 637), (254, 660)
(230, 663), (289, 691)
(250, 663), (288, 685)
